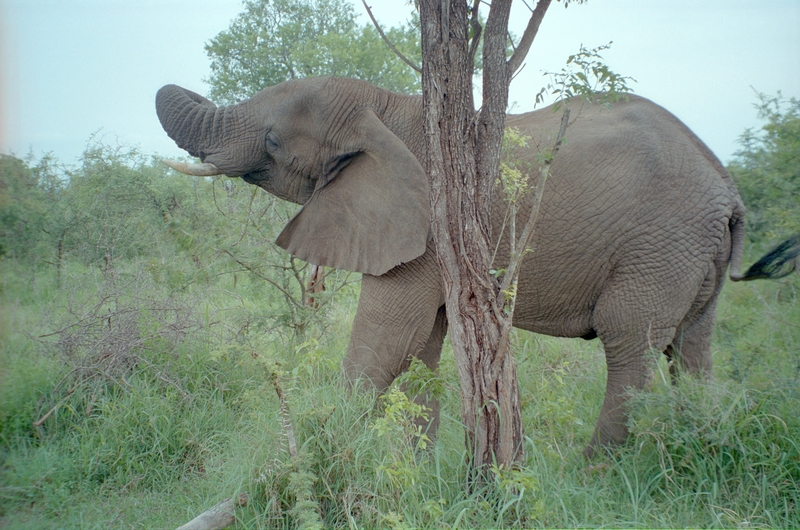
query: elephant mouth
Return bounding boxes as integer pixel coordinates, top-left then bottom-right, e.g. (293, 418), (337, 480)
(241, 167), (315, 205)
(240, 171), (263, 186)
(200, 151), (248, 178)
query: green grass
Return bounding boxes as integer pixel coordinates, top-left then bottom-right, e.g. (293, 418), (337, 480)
(1, 256), (798, 529)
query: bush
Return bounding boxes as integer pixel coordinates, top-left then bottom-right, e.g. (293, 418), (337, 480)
(624, 377), (800, 527)
(728, 92), (800, 244)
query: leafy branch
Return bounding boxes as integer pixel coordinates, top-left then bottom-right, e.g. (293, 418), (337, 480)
(536, 42), (636, 109)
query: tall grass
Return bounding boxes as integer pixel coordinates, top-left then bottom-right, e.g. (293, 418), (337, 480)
(1, 252), (799, 528)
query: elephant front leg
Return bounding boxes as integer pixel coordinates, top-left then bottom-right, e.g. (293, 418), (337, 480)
(342, 241), (444, 393)
(399, 305), (448, 437)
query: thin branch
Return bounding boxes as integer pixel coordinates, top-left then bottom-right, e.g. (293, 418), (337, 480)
(272, 370), (298, 460)
(468, 21), (483, 68)
(33, 381), (79, 427)
(136, 355), (190, 399)
(218, 249), (303, 309)
(467, 0), (482, 67)
(499, 107), (570, 300)
(507, 0), (552, 75)
(506, 31), (517, 53)
(361, 0), (422, 74)
(490, 318), (514, 380)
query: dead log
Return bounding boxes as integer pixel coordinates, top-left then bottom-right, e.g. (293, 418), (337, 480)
(175, 493), (248, 530)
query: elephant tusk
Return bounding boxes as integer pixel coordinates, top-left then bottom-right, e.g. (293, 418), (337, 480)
(161, 159), (224, 176)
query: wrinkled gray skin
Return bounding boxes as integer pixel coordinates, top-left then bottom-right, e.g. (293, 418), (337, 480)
(156, 77), (751, 457)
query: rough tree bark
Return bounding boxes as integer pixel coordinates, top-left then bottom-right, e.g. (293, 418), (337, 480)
(419, 0), (551, 478)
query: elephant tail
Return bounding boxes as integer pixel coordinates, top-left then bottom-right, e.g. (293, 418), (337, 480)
(731, 232), (800, 282)
(728, 211), (747, 281)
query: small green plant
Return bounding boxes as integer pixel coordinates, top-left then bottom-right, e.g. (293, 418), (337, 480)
(292, 337), (338, 379)
(381, 510), (413, 530)
(372, 386), (431, 491)
(255, 356), (325, 530)
(490, 462), (547, 526)
(393, 356), (446, 401)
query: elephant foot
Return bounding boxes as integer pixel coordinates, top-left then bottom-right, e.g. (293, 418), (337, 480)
(582, 439), (619, 460)
(584, 403), (634, 460)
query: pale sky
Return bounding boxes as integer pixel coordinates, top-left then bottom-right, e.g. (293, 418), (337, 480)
(2, 0), (799, 165)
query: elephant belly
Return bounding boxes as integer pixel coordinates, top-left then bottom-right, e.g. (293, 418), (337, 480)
(511, 264), (602, 339)
(494, 200), (614, 340)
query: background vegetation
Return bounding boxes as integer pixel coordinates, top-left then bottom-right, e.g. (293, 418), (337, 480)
(1, 0), (799, 527)
(203, 0), (421, 104)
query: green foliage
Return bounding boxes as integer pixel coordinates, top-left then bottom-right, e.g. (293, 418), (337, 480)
(169, 174), (356, 339)
(728, 92), (800, 244)
(204, 0), (421, 103)
(0, 267), (260, 523)
(0, 142), (201, 283)
(0, 154), (61, 261)
(537, 42), (635, 108)
(624, 378), (800, 527)
(715, 277), (800, 388)
(2, 256), (799, 527)
(393, 355), (446, 401)
(489, 462), (547, 525)
(498, 127), (533, 205)
(291, 338), (339, 380)
(372, 387), (430, 489)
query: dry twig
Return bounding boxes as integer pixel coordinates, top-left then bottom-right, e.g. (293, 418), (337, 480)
(361, 0), (422, 73)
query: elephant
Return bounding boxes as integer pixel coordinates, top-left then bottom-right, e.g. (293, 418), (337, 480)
(155, 77), (798, 457)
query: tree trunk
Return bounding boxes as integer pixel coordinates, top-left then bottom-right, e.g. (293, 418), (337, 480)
(420, 0), (524, 478)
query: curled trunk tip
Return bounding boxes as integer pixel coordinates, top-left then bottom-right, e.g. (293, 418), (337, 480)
(155, 84), (221, 158)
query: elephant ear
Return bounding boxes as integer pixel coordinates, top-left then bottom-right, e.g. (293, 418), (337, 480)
(276, 109), (430, 276)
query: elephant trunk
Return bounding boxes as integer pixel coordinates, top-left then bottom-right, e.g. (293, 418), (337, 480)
(155, 84), (228, 162)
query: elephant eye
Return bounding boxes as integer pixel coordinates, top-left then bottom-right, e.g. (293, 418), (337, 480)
(265, 132), (280, 152)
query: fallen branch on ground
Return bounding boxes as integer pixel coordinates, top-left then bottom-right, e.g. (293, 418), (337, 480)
(175, 493), (249, 530)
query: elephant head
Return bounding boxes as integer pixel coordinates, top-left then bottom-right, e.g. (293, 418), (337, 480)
(156, 78), (430, 276)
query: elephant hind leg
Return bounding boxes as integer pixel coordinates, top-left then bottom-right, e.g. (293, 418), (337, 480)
(666, 294), (718, 383)
(666, 257), (725, 382)
(585, 325), (676, 458)
(587, 286), (679, 458)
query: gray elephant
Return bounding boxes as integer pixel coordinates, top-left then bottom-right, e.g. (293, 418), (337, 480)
(155, 77), (798, 456)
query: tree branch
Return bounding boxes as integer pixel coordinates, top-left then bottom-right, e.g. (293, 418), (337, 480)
(467, 0), (482, 67)
(498, 107), (570, 302)
(492, 109), (569, 376)
(361, 0), (422, 74)
(218, 249), (303, 309)
(507, 0), (552, 75)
